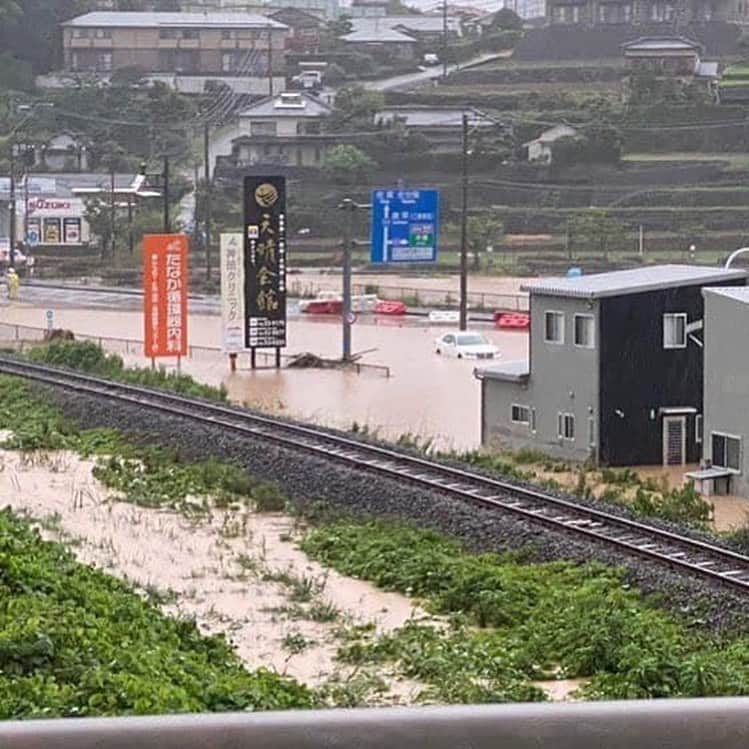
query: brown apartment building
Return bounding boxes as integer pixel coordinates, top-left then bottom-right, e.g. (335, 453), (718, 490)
(62, 12), (289, 87)
(546, 0), (749, 25)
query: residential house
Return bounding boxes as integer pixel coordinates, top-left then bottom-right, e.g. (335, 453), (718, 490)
(690, 287), (749, 496)
(340, 27), (418, 60)
(182, 0), (340, 17)
(269, 7), (324, 52)
(350, 0), (389, 17)
(546, 0), (749, 25)
(523, 124), (578, 163)
(375, 106), (495, 151)
(229, 90), (336, 167)
(61, 12), (289, 94)
(622, 36), (703, 75)
(348, 15), (463, 44)
(475, 265), (749, 466)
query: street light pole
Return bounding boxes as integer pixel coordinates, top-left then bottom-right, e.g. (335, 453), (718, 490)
(459, 111), (469, 331)
(8, 144), (16, 269)
(204, 122), (212, 282)
(163, 155), (170, 233)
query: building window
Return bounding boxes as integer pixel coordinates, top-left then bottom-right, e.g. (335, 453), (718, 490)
(182, 29), (200, 40)
(696, 414), (703, 444)
(545, 311), (564, 344)
(712, 432), (741, 472)
(588, 416), (595, 447)
(94, 28), (112, 39)
(159, 28), (179, 39)
(98, 52), (113, 72)
(250, 121), (277, 136)
(574, 314), (595, 348)
(558, 412), (575, 441)
(222, 29), (233, 40)
(511, 404), (531, 425)
(73, 28), (89, 38)
(531, 407), (537, 432)
(663, 313), (687, 349)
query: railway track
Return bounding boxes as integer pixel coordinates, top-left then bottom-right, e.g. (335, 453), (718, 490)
(2, 355), (749, 593)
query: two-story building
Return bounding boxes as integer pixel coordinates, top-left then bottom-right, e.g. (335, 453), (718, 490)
(61, 11), (289, 94)
(225, 90), (338, 168)
(476, 265), (749, 466)
(692, 286), (749, 496)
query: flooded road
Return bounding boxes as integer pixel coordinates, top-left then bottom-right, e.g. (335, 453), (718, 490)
(1, 304), (528, 450)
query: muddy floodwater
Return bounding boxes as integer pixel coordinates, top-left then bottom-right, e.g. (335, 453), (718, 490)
(2, 304), (528, 450)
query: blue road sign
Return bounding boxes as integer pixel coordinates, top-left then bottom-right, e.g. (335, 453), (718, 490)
(371, 188), (439, 264)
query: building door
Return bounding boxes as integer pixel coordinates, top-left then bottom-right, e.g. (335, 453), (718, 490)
(663, 416), (686, 466)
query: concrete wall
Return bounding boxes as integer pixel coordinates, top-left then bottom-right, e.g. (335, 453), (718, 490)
(703, 291), (749, 496)
(482, 294), (599, 463)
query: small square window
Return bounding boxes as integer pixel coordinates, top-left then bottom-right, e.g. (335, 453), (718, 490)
(545, 311), (564, 344)
(712, 432), (741, 472)
(558, 412), (575, 440)
(511, 404), (530, 424)
(663, 313), (687, 349)
(695, 414), (703, 444)
(574, 314), (595, 348)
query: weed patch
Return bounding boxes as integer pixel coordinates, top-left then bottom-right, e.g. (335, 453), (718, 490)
(303, 519), (749, 701)
(0, 508), (313, 719)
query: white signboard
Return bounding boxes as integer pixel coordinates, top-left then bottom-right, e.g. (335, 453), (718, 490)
(220, 233), (246, 353)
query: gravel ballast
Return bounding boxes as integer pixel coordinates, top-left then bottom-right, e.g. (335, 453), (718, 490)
(40, 382), (749, 634)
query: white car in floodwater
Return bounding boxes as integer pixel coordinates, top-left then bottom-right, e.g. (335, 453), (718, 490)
(434, 331), (500, 360)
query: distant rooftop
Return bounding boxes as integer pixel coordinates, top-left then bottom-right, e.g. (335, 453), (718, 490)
(63, 12), (287, 29)
(238, 91), (331, 118)
(476, 359), (530, 383)
(349, 15), (461, 34)
(341, 27), (417, 42)
(703, 286), (749, 304)
(622, 36), (702, 52)
(523, 265), (749, 299)
(375, 106), (493, 128)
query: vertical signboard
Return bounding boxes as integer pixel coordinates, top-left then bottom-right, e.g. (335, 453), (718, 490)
(143, 233), (188, 358)
(371, 188), (439, 264)
(243, 176), (287, 349)
(220, 233), (246, 353)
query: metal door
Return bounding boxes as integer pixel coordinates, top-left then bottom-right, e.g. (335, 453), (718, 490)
(663, 416), (686, 466)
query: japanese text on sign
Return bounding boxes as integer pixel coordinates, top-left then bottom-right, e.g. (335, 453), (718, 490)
(143, 234), (188, 358)
(244, 176), (287, 349)
(371, 188), (440, 264)
(220, 233), (246, 353)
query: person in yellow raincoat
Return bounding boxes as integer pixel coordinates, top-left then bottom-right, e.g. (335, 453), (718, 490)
(7, 268), (19, 300)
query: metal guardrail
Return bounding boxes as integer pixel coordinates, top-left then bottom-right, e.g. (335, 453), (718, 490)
(0, 323), (391, 378)
(3, 700), (749, 749)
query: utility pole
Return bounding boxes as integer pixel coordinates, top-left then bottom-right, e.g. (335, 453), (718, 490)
(8, 144), (16, 269)
(340, 198), (354, 362)
(163, 155), (170, 233)
(127, 197), (134, 255)
(110, 168), (116, 259)
(204, 122), (212, 281)
(442, 0), (448, 80)
(459, 112), (469, 331)
(268, 25), (274, 96)
(23, 170), (29, 249)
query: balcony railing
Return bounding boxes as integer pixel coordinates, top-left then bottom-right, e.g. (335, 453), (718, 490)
(3, 700), (749, 749)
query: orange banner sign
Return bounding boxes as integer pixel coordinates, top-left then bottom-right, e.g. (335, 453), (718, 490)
(143, 233), (188, 358)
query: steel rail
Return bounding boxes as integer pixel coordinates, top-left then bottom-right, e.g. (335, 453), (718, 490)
(2, 356), (749, 593)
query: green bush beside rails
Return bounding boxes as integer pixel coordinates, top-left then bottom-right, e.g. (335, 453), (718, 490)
(27, 341), (228, 402)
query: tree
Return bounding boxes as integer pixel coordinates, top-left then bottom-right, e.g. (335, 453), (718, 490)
(326, 15), (353, 38)
(387, 0), (421, 15)
(328, 86), (385, 132)
(491, 8), (523, 30)
(323, 144), (376, 185)
(466, 215), (504, 271)
(566, 209), (623, 262)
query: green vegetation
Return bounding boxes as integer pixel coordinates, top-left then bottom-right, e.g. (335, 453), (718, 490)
(27, 340), (227, 401)
(303, 519), (749, 701)
(0, 508), (313, 719)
